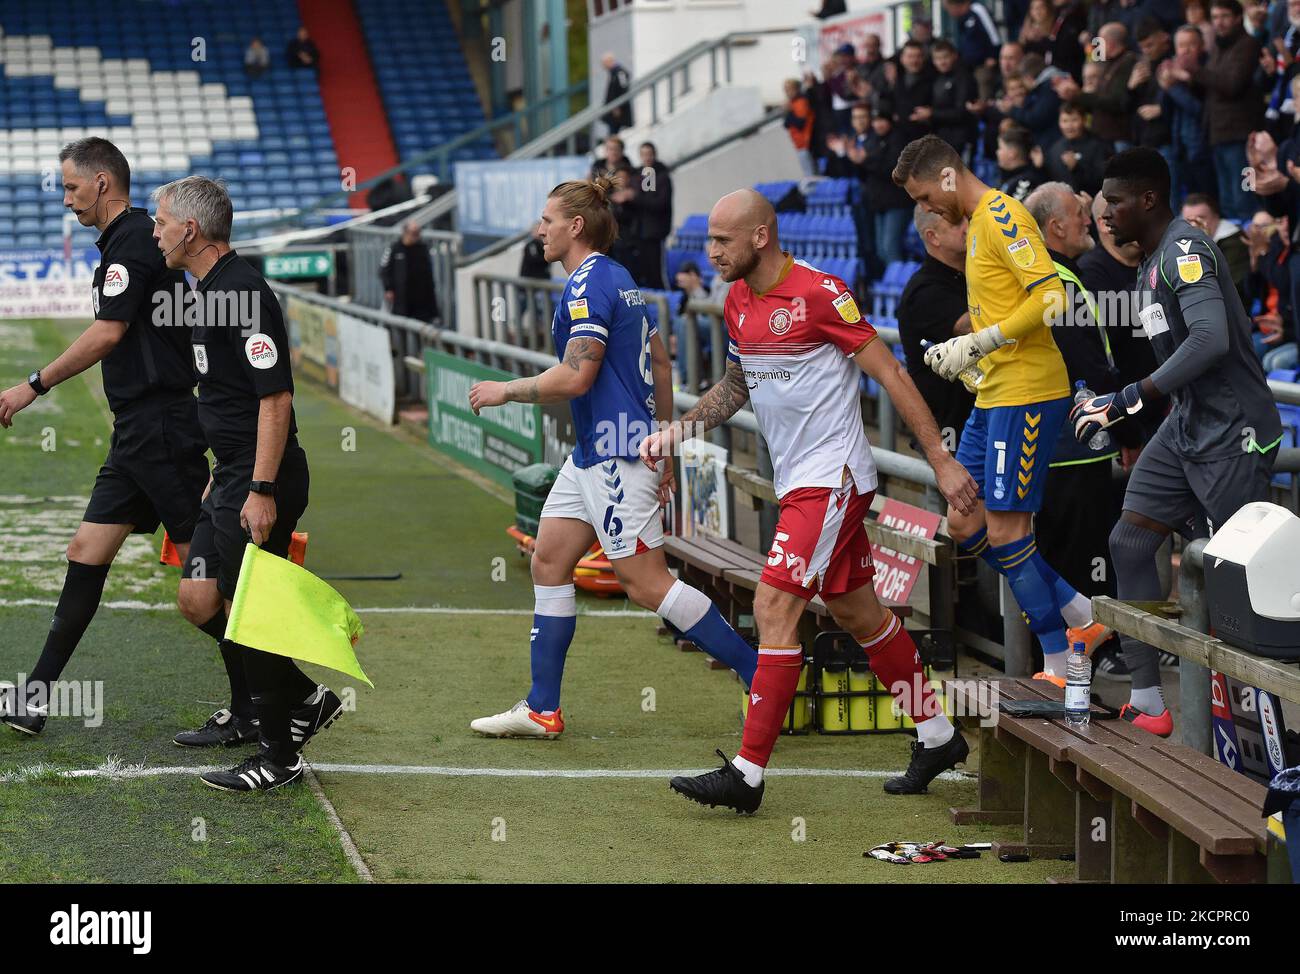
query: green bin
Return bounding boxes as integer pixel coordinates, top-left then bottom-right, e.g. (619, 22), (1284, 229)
(513, 463), (559, 536)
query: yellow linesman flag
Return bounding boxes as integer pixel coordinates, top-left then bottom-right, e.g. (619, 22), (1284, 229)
(226, 544), (372, 687)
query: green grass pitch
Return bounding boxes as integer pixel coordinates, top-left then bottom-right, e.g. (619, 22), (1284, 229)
(0, 318), (1070, 883)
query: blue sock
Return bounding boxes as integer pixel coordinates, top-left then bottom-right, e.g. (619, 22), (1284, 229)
(990, 535), (1069, 658)
(683, 604), (758, 687)
(527, 584), (577, 712)
(958, 526), (1004, 575)
(1031, 550), (1086, 624)
(657, 580), (758, 687)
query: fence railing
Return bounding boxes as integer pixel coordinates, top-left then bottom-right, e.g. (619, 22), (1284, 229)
(347, 225), (463, 325)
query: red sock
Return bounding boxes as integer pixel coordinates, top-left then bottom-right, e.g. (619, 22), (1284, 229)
(858, 614), (939, 722)
(738, 645), (803, 768)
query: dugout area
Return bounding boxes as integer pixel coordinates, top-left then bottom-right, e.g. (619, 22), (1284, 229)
(0, 318), (1074, 884)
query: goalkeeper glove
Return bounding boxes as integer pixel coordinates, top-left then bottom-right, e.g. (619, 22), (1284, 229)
(923, 326), (1013, 382)
(1069, 381), (1145, 443)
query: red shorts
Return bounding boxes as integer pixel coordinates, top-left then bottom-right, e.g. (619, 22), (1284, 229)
(760, 484), (876, 601)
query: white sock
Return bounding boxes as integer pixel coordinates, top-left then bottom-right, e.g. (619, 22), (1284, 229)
(915, 714), (954, 749)
(1130, 686), (1165, 716)
(534, 582), (576, 617)
(1060, 593), (1092, 630)
(731, 754), (764, 787)
(656, 579), (710, 631)
(1041, 650), (1069, 677)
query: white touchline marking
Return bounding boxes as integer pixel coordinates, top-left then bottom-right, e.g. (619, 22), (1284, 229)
(304, 767), (374, 883)
(0, 599), (656, 618)
(0, 760), (971, 783)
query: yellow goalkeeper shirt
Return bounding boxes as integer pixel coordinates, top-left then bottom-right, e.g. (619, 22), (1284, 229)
(965, 189), (1070, 407)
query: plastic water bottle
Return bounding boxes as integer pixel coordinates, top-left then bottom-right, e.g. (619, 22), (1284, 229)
(1065, 641), (1091, 727)
(920, 339), (985, 394)
(1073, 380), (1110, 451)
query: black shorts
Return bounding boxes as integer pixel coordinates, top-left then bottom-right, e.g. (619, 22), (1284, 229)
(83, 393), (210, 542)
(183, 444), (309, 600)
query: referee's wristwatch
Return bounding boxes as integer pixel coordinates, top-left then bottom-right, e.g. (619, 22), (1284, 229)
(249, 481), (277, 497)
(28, 370), (49, 396)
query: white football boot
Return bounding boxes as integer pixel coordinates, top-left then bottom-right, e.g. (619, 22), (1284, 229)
(469, 699), (565, 739)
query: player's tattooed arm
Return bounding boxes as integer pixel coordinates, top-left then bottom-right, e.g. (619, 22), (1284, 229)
(561, 336), (606, 373)
(680, 359), (749, 434)
(503, 375), (541, 403)
(486, 337), (606, 409)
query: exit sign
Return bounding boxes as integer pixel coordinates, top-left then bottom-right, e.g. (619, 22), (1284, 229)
(264, 251), (333, 279)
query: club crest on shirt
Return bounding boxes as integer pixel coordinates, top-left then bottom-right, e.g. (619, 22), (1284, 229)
(832, 291), (861, 323)
(1006, 237), (1034, 268)
(1176, 253), (1203, 283)
(1148, 264), (1158, 288)
(769, 307), (793, 335)
(193, 344), (208, 375)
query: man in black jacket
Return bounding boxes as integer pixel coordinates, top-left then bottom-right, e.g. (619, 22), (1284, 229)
(896, 205), (975, 450)
(380, 221), (439, 323)
(629, 143), (673, 290)
(997, 125), (1049, 201)
(1046, 103), (1113, 195)
(601, 53), (634, 135)
(929, 40), (978, 159)
(889, 40), (936, 142)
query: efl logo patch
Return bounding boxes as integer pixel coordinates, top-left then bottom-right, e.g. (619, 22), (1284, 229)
(245, 334), (278, 369)
(193, 344), (208, 375)
(102, 263), (129, 297)
(1006, 237), (1034, 269)
(567, 299), (589, 319)
(832, 291), (861, 323)
(769, 307), (793, 335)
(1176, 253), (1203, 283)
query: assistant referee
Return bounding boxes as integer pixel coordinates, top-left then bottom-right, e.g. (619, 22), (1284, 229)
(0, 137), (209, 735)
(152, 175), (341, 791)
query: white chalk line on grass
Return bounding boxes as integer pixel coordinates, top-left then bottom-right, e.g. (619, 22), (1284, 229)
(0, 758), (971, 783)
(0, 599), (655, 618)
(304, 767), (374, 883)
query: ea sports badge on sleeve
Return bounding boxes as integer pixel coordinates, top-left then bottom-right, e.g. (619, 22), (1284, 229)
(1006, 237), (1034, 269)
(832, 291), (861, 323)
(1176, 253), (1203, 283)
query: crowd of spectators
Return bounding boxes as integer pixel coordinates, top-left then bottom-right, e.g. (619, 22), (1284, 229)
(786, 0), (1300, 376)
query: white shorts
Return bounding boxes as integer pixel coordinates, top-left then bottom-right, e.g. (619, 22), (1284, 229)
(540, 455), (665, 560)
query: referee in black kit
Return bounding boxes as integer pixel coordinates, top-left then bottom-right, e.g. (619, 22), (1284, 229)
(0, 137), (210, 735)
(151, 175), (342, 791)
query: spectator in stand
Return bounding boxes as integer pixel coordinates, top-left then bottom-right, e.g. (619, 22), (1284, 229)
(943, 0), (1001, 98)
(908, 17), (936, 54)
(244, 37), (270, 79)
(1258, 0), (1300, 139)
(1247, 123), (1300, 346)
(888, 40), (936, 142)
(1244, 210), (1299, 369)
(930, 39), (978, 160)
(1184, 0), (1217, 47)
(1131, 19), (1177, 189)
(1008, 53), (1065, 150)
(1246, 0), (1272, 44)
(1077, 190), (1160, 461)
(969, 41), (1026, 159)
(784, 78), (817, 176)
(670, 260), (716, 388)
(286, 26), (319, 72)
(997, 124), (1050, 200)
(601, 53), (633, 135)
(1023, 182), (1126, 658)
(1087, 0), (1150, 38)
(380, 221), (439, 323)
(629, 142), (673, 290)
(1046, 102), (1112, 194)
(591, 137), (638, 270)
(824, 43), (861, 134)
(1182, 192), (1252, 298)
(1171, 0), (1264, 220)
(896, 205), (974, 450)
(1020, 0), (1058, 58)
(861, 97), (914, 268)
(1047, 0), (1089, 80)
(1160, 25), (1214, 199)
(859, 33), (891, 93)
(826, 102), (874, 277)
(1053, 22), (1139, 150)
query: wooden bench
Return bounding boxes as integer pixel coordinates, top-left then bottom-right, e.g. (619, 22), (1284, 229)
(946, 678), (1284, 883)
